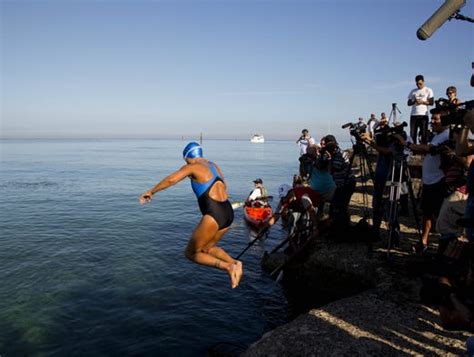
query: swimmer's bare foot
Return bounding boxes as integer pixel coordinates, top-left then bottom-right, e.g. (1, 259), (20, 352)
(227, 263), (239, 289)
(227, 261), (243, 289)
(234, 260), (243, 287)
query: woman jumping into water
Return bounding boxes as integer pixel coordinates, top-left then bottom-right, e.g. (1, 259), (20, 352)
(139, 142), (243, 289)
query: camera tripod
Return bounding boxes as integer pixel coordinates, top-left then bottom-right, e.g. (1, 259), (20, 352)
(348, 141), (376, 220)
(384, 152), (422, 258)
(389, 103), (402, 125)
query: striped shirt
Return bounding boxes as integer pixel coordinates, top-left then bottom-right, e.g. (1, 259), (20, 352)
(330, 148), (354, 187)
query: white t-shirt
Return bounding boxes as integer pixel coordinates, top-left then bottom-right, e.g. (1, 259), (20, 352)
(298, 136), (316, 156)
(367, 119), (378, 135)
(422, 128), (449, 185)
(248, 187), (263, 201)
(408, 86), (434, 116)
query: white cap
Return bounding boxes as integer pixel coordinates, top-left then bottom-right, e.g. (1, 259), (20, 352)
(278, 184), (292, 198)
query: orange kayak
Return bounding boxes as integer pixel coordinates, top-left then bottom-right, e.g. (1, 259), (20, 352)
(244, 205), (273, 228)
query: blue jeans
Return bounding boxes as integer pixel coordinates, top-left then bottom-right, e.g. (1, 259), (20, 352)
(330, 178), (356, 225)
(372, 156), (391, 232)
(467, 336), (474, 357)
(466, 193), (474, 243)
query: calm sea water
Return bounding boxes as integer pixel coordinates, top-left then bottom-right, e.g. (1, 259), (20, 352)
(0, 139), (305, 356)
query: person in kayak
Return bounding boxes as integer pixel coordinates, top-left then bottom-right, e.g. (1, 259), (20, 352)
(246, 178), (269, 207)
(139, 142), (243, 289)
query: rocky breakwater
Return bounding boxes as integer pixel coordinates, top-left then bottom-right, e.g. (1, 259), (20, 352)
(244, 196), (470, 356)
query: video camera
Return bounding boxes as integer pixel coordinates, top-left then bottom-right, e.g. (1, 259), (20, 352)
(375, 121), (408, 141)
(432, 98), (474, 127)
(314, 146), (331, 171)
(373, 121), (408, 155)
(385, 121), (408, 137)
(428, 139), (455, 156)
(341, 122), (367, 141)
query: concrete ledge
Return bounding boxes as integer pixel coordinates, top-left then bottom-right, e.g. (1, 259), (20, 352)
(243, 288), (470, 356)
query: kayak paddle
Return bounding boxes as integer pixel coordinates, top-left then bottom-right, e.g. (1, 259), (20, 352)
(235, 226), (269, 260)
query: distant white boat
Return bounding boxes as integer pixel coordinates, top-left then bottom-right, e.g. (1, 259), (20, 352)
(250, 134), (265, 143)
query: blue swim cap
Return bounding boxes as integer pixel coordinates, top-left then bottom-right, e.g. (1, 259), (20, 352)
(183, 142), (203, 159)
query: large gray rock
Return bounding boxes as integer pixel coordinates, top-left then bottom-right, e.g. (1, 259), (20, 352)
(243, 289), (470, 356)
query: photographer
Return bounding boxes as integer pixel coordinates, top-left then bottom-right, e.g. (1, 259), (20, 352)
(435, 139), (470, 250)
(446, 86), (460, 106)
(321, 135), (356, 227)
(393, 121), (412, 216)
(296, 129), (316, 157)
(454, 116), (474, 243)
(402, 110), (450, 253)
(432, 89), (474, 242)
(361, 115), (393, 240)
(305, 145), (336, 202)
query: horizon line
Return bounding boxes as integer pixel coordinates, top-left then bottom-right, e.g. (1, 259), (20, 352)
(0, 136), (300, 142)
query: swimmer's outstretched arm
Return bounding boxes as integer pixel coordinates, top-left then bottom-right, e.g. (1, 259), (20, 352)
(139, 165), (193, 205)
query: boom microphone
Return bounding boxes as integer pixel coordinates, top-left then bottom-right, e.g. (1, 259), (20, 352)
(417, 0), (466, 40)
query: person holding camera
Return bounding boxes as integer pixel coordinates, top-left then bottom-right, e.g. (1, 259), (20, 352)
(393, 121), (412, 216)
(454, 119), (474, 243)
(402, 110), (450, 253)
(435, 142), (470, 252)
(407, 74), (434, 144)
(446, 86), (460, 106)
(361, 115), (393, 239)
(296, 129), (316, 157)
(305, 145), (336, 203)
(321, 135), (356, 227)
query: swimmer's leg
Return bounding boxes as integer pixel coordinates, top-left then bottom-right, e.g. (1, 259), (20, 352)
(203, 227), (243, 288)
(185, 215), (241, 288)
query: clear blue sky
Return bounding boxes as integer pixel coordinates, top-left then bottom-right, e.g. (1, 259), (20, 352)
(1, 0), (473, 140)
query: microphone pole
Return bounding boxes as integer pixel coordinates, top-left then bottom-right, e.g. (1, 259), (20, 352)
(453, 11), (474, 23)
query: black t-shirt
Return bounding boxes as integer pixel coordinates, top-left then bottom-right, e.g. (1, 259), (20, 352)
(374, 127), (390, 148)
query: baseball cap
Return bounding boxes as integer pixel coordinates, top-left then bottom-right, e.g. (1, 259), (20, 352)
(253, 178), (263, 184)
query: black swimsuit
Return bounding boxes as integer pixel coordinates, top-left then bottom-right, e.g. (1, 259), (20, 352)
(191, 163), (234, 230)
